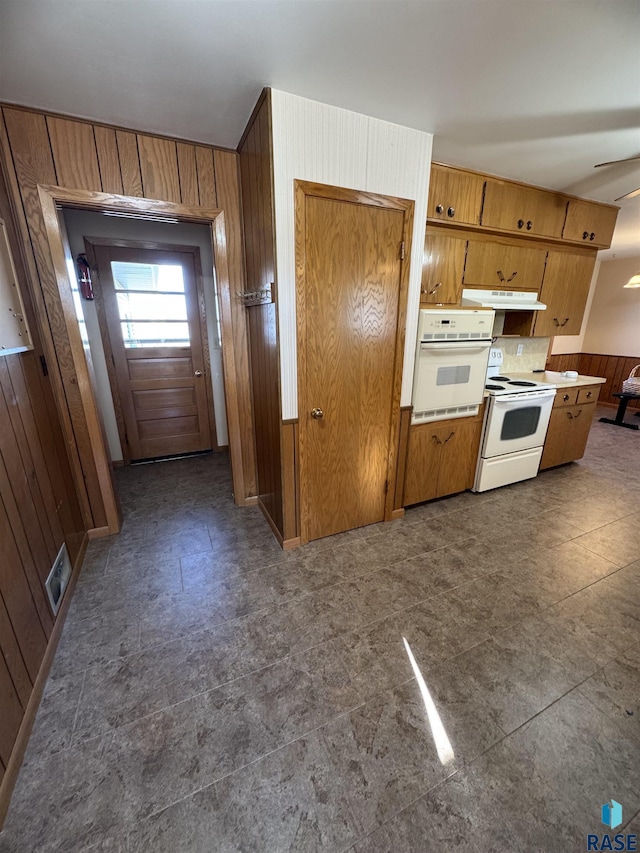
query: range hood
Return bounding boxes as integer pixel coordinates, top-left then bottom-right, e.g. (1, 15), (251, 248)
(462, 288), (547, 311)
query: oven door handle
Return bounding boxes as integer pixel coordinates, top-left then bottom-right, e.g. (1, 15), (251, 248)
(419, 342), (491, 352)
(493, 390), (557, 404)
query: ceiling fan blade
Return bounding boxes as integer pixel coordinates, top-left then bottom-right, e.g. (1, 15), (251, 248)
(594, 155), (640, 168)
(614, 187), (640, 202)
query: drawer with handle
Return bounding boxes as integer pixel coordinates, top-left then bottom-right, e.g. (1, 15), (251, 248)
(576, 385), (600, 405)
(554, 388), (579, 407)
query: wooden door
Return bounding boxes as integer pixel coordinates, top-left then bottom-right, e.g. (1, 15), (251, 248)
(463, 238), (547, 292)
(93, 245), (212, 461)
(562, 200), (618, 248)
(564, 402), (597, 462)
(421, 232), (466, 305)
(403, 424), (442, 505)
(427, 165), (484, 226)
(437, 418), (483, 496)
(540, 406), (568, 469)
(481, 180), (566, 239)
(298, 187), (409, 541)
(534, 251), (596, 337)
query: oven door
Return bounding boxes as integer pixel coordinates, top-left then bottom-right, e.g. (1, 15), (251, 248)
(482, 389), (556, 458)
(413, 341), (491, 411)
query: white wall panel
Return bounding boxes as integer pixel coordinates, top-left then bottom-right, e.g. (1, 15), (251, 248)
(271, 89), (433, 419)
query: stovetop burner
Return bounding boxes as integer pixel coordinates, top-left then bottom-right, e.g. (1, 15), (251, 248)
(491, 376), (511, 381)
(508, 380), (537, 387)
(485, 384), (505, 390)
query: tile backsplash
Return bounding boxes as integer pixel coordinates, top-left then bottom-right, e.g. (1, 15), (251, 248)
(494, 336), (551, 373)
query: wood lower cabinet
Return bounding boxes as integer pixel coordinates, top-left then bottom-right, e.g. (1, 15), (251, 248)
(533, 250), (596, 337)
(427, 164), (485, 226)
(404, 414), (483, 505)
(540, 390), (599, 469)
(481, 179), (567, 239)
(463, 238), (547, 292)
(562, 199), (618, 248)
(421, 232), (466, 305)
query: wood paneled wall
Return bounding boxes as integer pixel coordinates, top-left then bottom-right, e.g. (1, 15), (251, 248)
(547, 351), (640, 409)
(0, 162), (85, 805)
(239, 91), (291, 538)
(0, 104), (256, 526)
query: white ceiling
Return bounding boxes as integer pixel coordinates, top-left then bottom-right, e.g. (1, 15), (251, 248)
(1, 0), (639, 255)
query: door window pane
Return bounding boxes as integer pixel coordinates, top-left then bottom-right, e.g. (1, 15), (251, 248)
(501, 406), (541, 441)
(121, 321), (190, 348)
(116, 291), (188, 322)
(111, 261), (190, 347)
(111, 262), (185, 292)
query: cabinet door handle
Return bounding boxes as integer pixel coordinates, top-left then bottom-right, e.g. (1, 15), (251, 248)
(553, 318), (560, 327)
(517, 219), (525, 229)
(435, 204), (444, 214)
(585, 391), (592, 399)
(526, 220), (533, 230)
(431, 435), (442, 445)
(582, 231), (589, 240)
(589, 232), (595, 241)
(574, 409), (582, 419)
(428, 282), (442, 295)
(443, 431), (456, 444)
(447, 206), (455, 217)
(560, 317), (570, 327)
(563, 394), (570, 401)
(497, 270), (506, 282)
(567, 411), (573, 419)
(507, 271), (518, 283)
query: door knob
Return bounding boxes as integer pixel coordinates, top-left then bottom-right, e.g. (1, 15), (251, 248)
(194, 370), (203, 377)
(311, 407), (324, 419)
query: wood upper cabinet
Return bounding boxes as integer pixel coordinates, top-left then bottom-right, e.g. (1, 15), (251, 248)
(481, 179), (567, 239)
(533, 251), (596, 337)
(540, 401), (597, 469)
(463, 238), (547, 292)
(427, 165), (484, 226)
(421, 232), (466, 305)
(562, 199), (618, 248)
(403, 415), (483, 505)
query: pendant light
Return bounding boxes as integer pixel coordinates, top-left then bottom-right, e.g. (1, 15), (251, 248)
(624, 273), (640, 288)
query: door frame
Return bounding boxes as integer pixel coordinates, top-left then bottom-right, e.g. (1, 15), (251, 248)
(36, 184), (245, 535)
(85, 237), (221, 464)
(294, 180), (414, 544)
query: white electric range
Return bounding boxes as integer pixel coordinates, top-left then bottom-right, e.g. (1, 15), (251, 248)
(474, 372), (557, 492)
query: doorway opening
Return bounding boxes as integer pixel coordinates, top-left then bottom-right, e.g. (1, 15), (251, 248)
(35, 185), (249, 537)
(63, 209), (228, 467)
(58, 207), (233, 528)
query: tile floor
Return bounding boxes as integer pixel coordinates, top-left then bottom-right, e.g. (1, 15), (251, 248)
(1, 406), (640, 852)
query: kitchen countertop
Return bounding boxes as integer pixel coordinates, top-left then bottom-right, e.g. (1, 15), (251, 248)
(507, 370), (606, 388)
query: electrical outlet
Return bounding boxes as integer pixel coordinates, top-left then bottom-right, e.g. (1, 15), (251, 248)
(516, 343), (524, 356)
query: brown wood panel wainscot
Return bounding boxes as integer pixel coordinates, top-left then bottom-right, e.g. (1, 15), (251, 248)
(546, 352), (640, 411)
(579, 353), (640, 410)
(0, 159), (87, 825)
